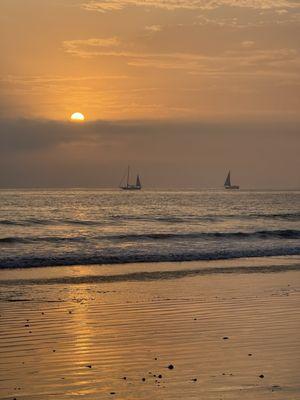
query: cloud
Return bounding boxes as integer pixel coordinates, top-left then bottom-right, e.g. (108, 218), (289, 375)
(0, 74), (128, 88)
(0, 119), (87, 152)
(61, 37), (300, 78)
(82, 0), (300, 13)
(145, 25), (163, 32)
(0, 117), (299, 188)
(242, 41), (255, 48)
(2, 116), (299, 154)
(62, 37), (120, 57)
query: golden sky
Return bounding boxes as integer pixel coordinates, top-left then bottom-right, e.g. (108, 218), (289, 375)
(1, 0), (299, 120)
(0, 0), (299, 188)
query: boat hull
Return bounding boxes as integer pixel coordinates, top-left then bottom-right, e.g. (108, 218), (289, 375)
(225, 185), (239, 190)
(120, 186), (141, 191)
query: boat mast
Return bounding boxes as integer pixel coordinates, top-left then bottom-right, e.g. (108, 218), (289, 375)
(127, 165), (130, 188)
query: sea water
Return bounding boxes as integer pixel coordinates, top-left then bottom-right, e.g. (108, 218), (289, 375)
(0, 189), (299, 269)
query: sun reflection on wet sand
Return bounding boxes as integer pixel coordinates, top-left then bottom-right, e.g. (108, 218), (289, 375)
(0, 269), (299, 399)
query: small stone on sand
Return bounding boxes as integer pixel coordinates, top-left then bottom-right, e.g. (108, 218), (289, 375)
(168, 364), (174, 370)
(259, 374), (264, 378)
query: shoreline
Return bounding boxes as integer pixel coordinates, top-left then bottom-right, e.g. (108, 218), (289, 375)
(0, 255), (299, 285)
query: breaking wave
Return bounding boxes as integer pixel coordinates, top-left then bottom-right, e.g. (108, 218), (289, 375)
(0, 246), (299, 269)
(1, 229), (300, 245)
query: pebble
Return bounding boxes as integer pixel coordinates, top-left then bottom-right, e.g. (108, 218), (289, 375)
(168, 364), (174, 370)
(259, 374), (264, 379)
(223, 337), (229, 340)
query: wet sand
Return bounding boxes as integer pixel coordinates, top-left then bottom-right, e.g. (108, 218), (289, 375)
(0, 259), (300, 400)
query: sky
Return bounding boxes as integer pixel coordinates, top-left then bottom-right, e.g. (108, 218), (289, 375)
(0, 0), (299, 188)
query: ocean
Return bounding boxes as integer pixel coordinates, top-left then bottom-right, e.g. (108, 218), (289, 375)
(0, 189), (299, 269)
(1, 190), (300, 400)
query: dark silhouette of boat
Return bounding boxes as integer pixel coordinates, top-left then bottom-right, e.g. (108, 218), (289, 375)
(120, 166), (142, 190)
(224, 170), (239, 190)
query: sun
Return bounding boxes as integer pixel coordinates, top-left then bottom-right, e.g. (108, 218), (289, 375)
(70, 112), (85, 122)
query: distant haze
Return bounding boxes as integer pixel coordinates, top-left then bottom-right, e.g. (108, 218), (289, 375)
(0, 117), (299, 189)
(0, 1), (299, 188)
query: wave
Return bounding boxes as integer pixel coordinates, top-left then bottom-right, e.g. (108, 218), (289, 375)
(0, 236), (85, 244)
(0, 218), (103, 227)
(109, 229), (300, 241)
(117, 212), (300, 223)
(1, 262), (300, 286)
(1, 229), (299, 245)
(0, 246), (299, 269)
(0, 211), (299, 227)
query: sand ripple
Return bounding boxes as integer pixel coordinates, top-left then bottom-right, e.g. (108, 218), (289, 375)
(0, 270), (299, 399)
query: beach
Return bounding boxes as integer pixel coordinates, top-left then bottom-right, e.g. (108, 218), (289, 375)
(2, 0), (300, 398)
(1, 257), (299, 400)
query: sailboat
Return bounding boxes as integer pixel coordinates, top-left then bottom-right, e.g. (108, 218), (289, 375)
(119, 166), (142, 190)
(224, 170), (239, 190)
